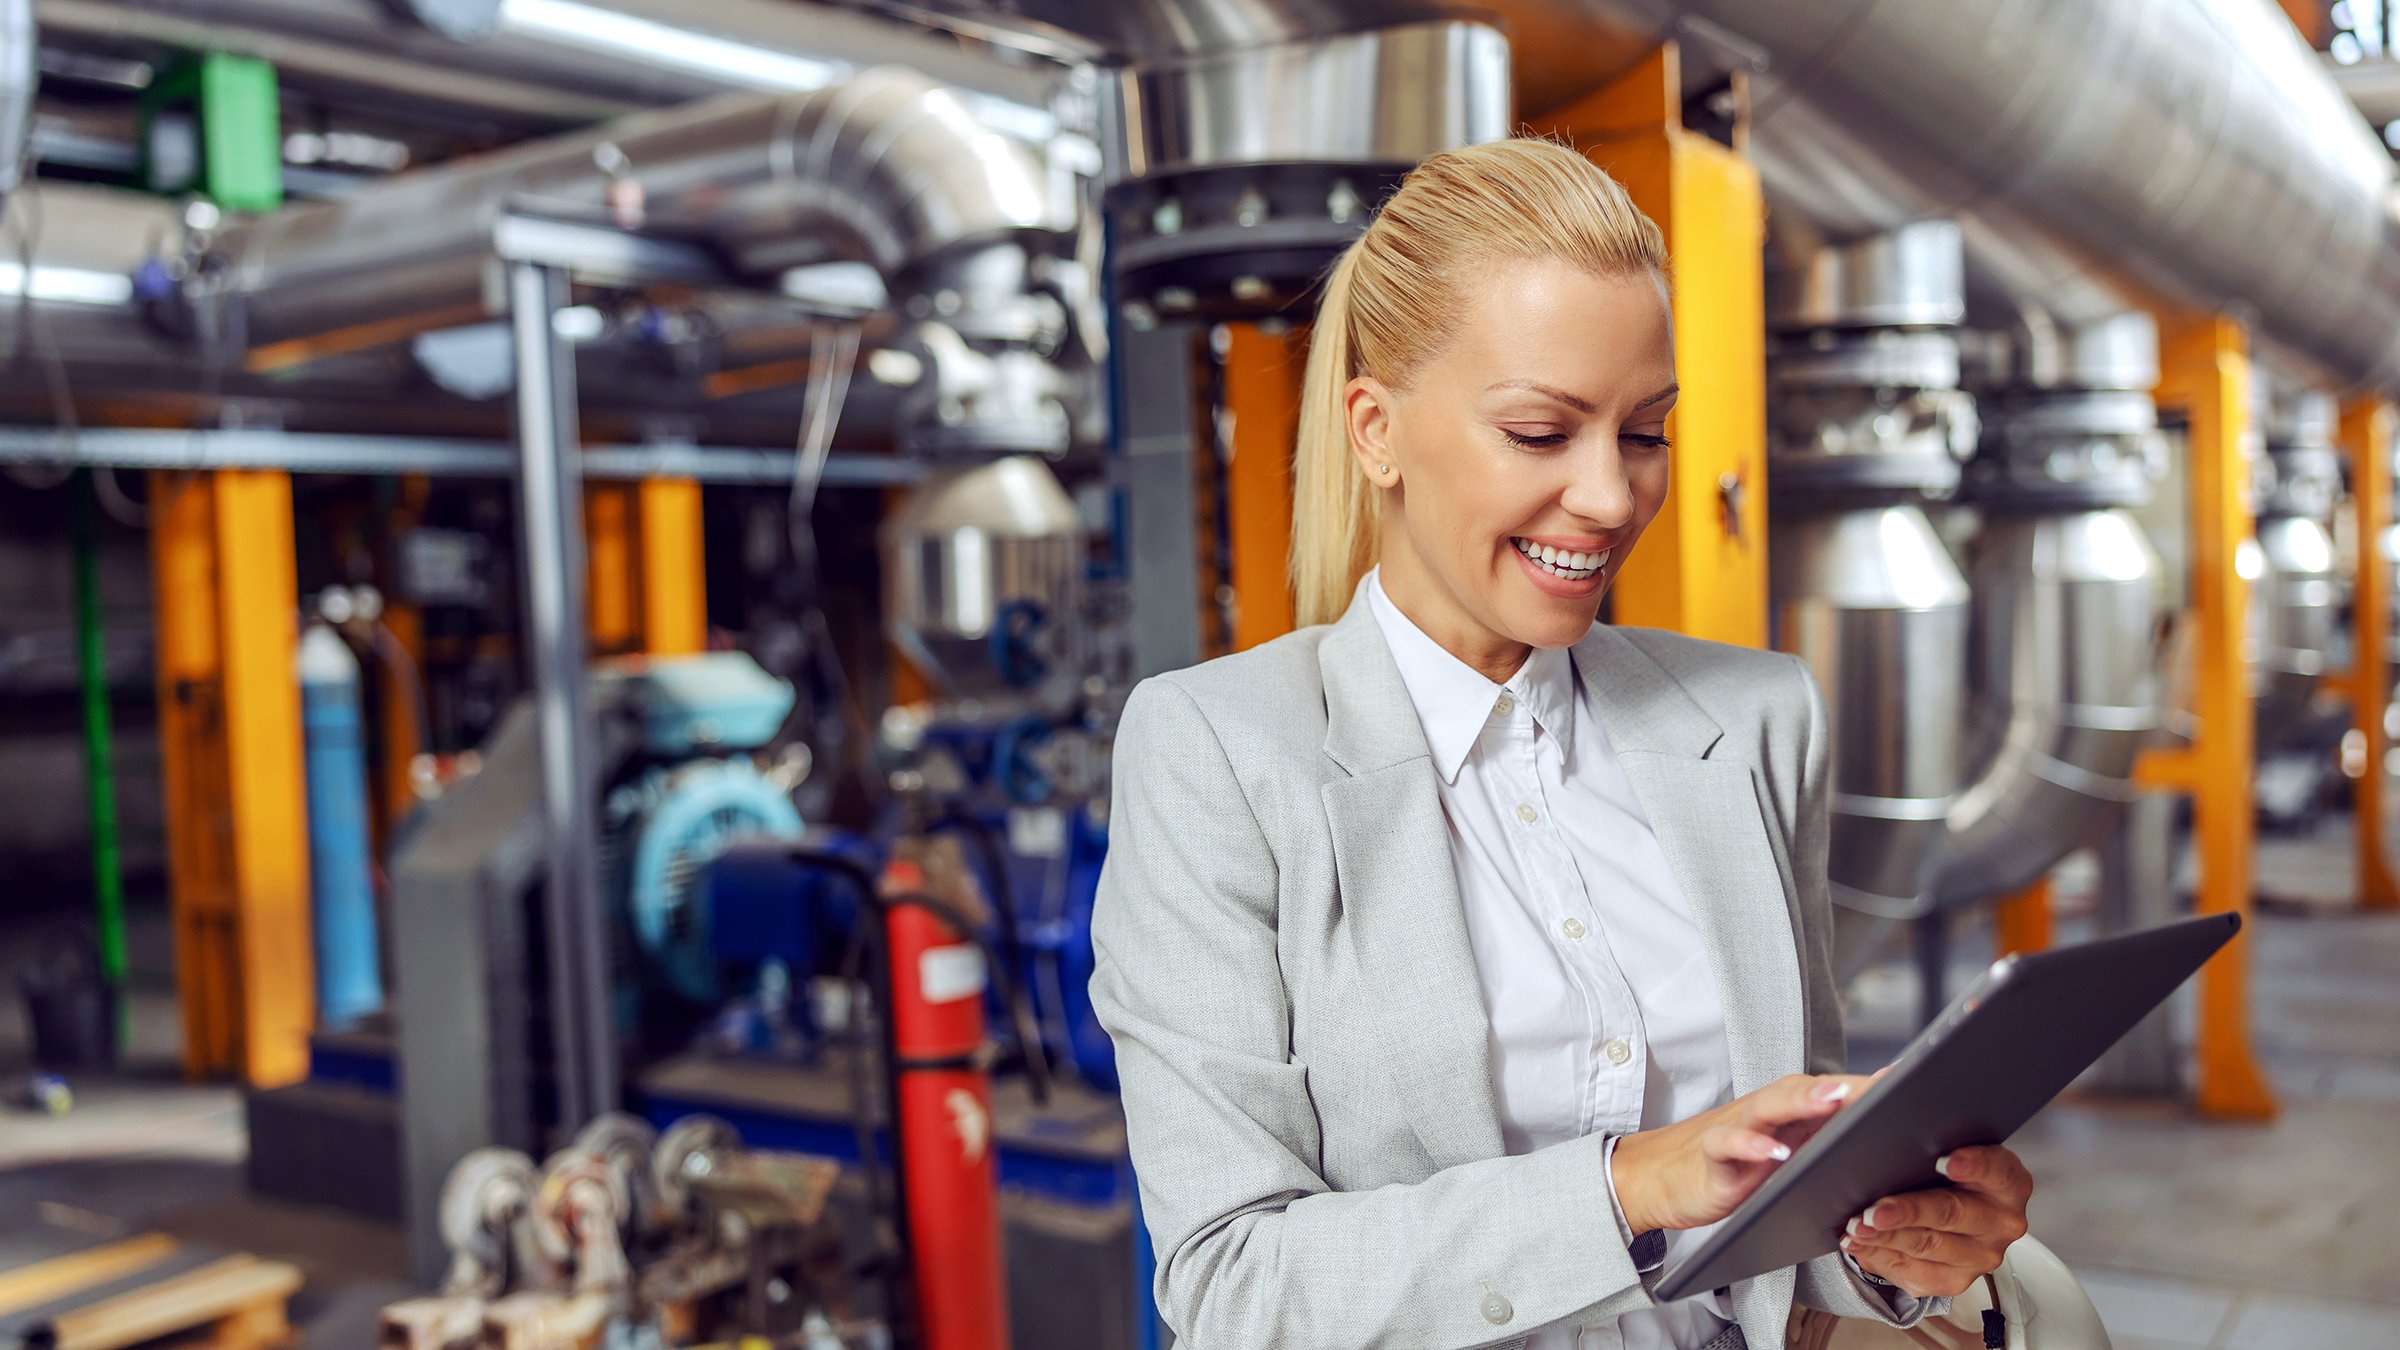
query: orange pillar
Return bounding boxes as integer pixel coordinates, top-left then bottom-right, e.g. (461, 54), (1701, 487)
(375, 476), (428, 842)
(637, 477), (707, 656)
(1223, 324), (1308, 650)
(585, 482), (639, 657)
(1532, 45), (1768, 647)
(2340, 398), (2400, 910)
(1992, 879), (2055, 959)
(2153, 314), (2276, 1120)
(149, 469), (315, 1087)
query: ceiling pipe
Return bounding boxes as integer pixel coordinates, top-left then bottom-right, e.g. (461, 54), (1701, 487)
(35, 0), (1074, 136)
(190, 65), (1088, 455)
(2, 0), (33, 197)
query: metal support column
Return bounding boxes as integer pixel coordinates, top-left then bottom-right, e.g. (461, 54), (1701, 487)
(1116, 324), (1204, 677)
(1535, 44), (1768, 646)
(2148, 313), (2276, 1120)
(2092, 793), (2183, 1093)
(1223, 323), (1307, 651)
(2338, 397), (2399, 909)
(637, 476), (707, 655)
(149, 468), (314, 1086)
(1992, 877), (2055, 959)
(507, 260), (615, 1127)
(585, 482), (639, 656)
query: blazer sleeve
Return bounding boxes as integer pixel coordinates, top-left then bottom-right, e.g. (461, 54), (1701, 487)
(1781, 655), (1947, 1327)
(1091, 678), (1659, 1349)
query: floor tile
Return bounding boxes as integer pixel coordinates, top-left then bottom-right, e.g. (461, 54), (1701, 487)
(2213, 1293), (2400, 1349)
(2074, 1268), (2237, 1345)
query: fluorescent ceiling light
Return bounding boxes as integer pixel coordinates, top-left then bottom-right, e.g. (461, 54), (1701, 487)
(0, 262), (135, 306)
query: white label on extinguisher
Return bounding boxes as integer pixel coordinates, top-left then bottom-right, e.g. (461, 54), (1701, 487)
(919, 944), (987, 1004)
(947, 1088), (990, 1164)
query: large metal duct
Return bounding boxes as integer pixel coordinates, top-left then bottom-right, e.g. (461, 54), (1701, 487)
(1, 0), (30, 198)
(192, 65), (1086, 454)
(2253, 384), (2347, 748)
(1765, 221), (1973, 972)
(1558, 0), (2400, 394)
(36, 0), (1072, 133)
(1933, 354), (2172, 908)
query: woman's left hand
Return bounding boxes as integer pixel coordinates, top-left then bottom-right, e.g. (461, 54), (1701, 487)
(1838, 1144), (2033, 1299)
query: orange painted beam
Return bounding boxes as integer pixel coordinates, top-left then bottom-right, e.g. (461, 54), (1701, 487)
(1532, 44), (1768, 647)
(1992, 879), (2054, 959)
(585, 482), (639, 657)
(149, 470), (314, 1087)
(151, 471), (236, 1081)
(2277, 0), (2327, 46)
(2340, 397), (2400, 910)
(2155, 313), (2275, 1121)
(1223, 323), (1307, 650)
(637, 477), (707, 656)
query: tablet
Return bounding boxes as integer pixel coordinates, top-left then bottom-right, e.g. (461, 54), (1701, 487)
(1652, 911), (2239, 1303)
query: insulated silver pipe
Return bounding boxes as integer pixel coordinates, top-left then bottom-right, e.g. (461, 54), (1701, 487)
(0, 0), (30, 199)
(201, 66), (1076, 350)
(37, 0), (1068, 131)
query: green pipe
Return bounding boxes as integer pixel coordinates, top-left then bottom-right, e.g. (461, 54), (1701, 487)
(72, 469), (127, 1037)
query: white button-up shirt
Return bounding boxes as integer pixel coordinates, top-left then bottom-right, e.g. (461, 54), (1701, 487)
(1367, 570), (1736, 1350)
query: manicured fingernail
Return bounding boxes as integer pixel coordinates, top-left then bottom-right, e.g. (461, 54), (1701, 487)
(1840, 1236), (1855, 1251)
(1768, 1143), (1792, 1161)
(1935, 1154), (1954, 1179)
(1844, 1217), (1861, 1238)
(1815, 1082), (1852, 1103)
(1866, 1204), (1891, 1228)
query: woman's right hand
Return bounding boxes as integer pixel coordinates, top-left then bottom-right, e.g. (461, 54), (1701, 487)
(1609, 1073), (1878, 1235)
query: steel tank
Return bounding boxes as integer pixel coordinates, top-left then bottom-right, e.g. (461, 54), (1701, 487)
(2252, 386), (2346, 750)
(1766, 221), (1974, 972)
(881, 455), (1084, 698)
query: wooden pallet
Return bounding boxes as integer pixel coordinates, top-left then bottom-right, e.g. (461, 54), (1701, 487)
(0, 1235), (302, 1350)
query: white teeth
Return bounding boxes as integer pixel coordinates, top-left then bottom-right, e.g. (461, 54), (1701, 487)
(1512, 537), (1606, 580)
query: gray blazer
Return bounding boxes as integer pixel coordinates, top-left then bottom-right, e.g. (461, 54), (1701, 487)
(1090, 589), (1923, 1349)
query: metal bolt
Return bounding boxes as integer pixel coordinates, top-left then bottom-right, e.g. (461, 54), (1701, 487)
(1152, 198), (1183, 236)
(1230, 275), (1270, 302)
(1234, 187), (1269, 227)
(1327, 180), (1361, 223)
(1156, 285), (1197, 312)
(934, 289), (961, 317)
(1717, 470), (1746, 542)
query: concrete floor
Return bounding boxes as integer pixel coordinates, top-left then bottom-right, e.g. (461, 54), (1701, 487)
(5, 820), (2400, 1349)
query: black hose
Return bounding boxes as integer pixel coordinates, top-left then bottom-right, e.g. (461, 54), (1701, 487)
(927, 812), (1055, 1104)
(782, 847), (918, 1350)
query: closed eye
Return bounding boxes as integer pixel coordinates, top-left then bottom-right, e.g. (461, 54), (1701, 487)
(1625, 433), (1673, 451)
(1502, 429), (1567, 449)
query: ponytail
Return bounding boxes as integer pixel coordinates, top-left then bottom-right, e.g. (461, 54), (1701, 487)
(1290, 243), (1379, 628)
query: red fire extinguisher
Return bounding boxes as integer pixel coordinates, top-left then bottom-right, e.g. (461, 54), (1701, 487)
(882, 855), (1008, 1350)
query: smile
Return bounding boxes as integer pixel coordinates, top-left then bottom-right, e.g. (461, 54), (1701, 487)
(1512, 537), (1610, 581)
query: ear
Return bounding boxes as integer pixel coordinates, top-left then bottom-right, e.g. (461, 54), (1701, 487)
(1344, 375), (1400, 487)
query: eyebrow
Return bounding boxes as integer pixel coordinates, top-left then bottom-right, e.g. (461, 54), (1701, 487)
(1488, 380), (1678, 415)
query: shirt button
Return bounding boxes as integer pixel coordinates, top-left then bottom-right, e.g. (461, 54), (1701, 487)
(1604, 1037), (1633, 1066)
(1561, 917), (1587, 941)
(1493, 693), (1515, 717)
(1515, 802), (1537, 824)
(1481, 1292), (1514, 1326)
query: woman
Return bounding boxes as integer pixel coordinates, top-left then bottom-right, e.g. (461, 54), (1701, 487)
(1089, 140), (2031, 1350)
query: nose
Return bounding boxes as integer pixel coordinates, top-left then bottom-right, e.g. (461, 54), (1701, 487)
(1559, 440), (1638, 530)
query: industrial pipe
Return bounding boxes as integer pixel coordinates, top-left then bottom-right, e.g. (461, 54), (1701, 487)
(1, 0), (32, 199)
(36, 0), (1069, 133)
(191, 64), (1086, 453)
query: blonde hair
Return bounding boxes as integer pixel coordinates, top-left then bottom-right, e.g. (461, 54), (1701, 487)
(1289, 138), (1669, 627)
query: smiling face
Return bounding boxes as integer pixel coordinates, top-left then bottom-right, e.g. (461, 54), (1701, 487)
(1345, 256), (1677, 679)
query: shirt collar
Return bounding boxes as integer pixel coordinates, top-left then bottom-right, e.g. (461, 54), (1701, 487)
(1363, 568), (1578, 783)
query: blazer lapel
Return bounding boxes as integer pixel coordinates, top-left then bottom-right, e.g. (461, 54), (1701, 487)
(1574, 626), (1808, 1096)
(1319, 594), (1507, 1169)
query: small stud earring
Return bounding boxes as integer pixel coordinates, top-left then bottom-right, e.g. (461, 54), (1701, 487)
(1377, 464), (1393, 475)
